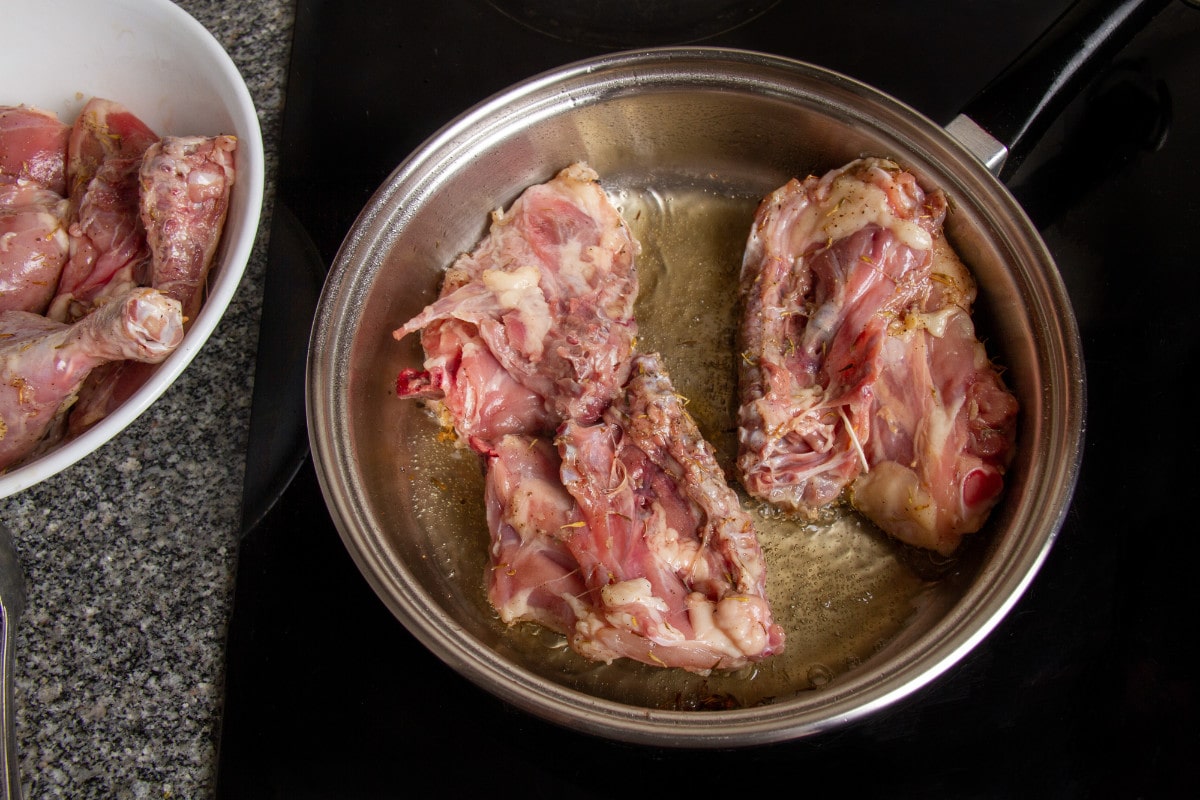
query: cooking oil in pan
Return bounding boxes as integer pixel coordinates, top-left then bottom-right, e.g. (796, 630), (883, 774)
(403, 178), (942, 710)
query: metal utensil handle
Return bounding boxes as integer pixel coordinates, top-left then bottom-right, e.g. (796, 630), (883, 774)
(0, 521), (24, 800)
(0, 604), (18, 800)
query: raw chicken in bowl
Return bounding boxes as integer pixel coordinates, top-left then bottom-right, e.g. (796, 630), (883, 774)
(0, 0), (264, 496)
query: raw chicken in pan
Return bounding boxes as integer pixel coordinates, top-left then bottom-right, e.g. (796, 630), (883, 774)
(737, 157), (1017, 554)
(485, 355), (783, 673)
(397, 165), (782, 672)
(393, 162), (640, 453)
(850, 237), (1019, 554)
(397, 316), (554, 454)
(737, 157), (946, 513)
(485, 434), (590, 636)
(555, 353), (784, 672)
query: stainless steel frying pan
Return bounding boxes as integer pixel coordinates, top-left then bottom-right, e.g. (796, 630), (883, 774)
(307, 0), (1164, 746)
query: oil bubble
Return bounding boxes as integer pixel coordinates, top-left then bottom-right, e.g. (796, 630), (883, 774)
(807, 663), (834, 687)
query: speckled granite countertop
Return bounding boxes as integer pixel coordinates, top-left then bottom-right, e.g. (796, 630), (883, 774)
(0, 1), (293, 797)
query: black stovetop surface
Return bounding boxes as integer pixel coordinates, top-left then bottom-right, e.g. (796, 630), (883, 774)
(216, 2), (1199, 796)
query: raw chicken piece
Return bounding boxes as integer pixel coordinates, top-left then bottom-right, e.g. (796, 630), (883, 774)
(0, 179), (70, 314)
(737, 157), (1019, 554)
(0, 105), (70, 194)
(849, 238), (1018, 554)
(65, 134), (238, 435)
(140, 134), (237, 320)
(555, 353), (784, 673)
(49, 154), (149, 322)
(737, 158), (947, 515)
(396, 317), (555, 454)
(63, 358), (158, 438)
(64, 98), (158, 205)
(485, 434), (590, 635)
(50, 99), (159, 323)
(394, 162), (639, 453)
(401, 166), (781, 671)
(0, 286), (183, 470)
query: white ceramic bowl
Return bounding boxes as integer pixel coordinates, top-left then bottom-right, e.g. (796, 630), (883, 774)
(0, 0), (265, 497)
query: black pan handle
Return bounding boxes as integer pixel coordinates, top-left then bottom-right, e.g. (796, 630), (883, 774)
(954, 0), (1172, 179)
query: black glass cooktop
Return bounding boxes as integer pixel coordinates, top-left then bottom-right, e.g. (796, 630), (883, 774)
(216, 1), (1200, 796)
